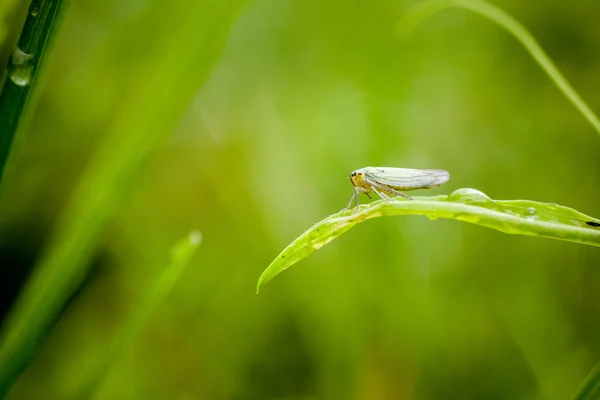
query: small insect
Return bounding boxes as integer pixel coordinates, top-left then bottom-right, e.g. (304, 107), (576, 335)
(347, 167), (450, 212)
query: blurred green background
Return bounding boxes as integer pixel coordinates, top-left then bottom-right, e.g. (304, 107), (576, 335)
(1, 0), (600, 398)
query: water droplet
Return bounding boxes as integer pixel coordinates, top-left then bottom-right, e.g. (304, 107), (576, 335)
(448, 188), (492, 204)
(31, 9), (39, 17)
(8, 48), (34, 87)
(9, 70), (31, 86)
(524, 207), (538, 219)
(12, 48), (34, 65)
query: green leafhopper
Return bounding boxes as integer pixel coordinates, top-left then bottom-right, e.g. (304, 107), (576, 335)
(347, 167), (450, 212)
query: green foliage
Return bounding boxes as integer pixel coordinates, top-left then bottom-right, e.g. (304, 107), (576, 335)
(0, 0), (246, 396)
(0, 0), (599, 398)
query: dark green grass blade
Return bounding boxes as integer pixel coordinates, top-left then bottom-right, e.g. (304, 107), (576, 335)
(0, 0), (63, 180)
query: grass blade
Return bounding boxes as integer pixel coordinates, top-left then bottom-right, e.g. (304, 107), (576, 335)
(257, 188), (600, 292)
(81, 231), (202, 398)
(397, 0), (600, 139)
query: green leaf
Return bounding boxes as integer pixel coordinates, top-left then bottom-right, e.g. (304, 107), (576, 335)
(257, 189), (600, 293)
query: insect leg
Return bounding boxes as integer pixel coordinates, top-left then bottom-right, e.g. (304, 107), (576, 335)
(384, 186), (413, 200)
(367, 179), (413, 200)
(345, 189), (357, 210)
(371, 186), (390, 201)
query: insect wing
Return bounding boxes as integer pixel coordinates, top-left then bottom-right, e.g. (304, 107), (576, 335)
(365, 167), (449, 190)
